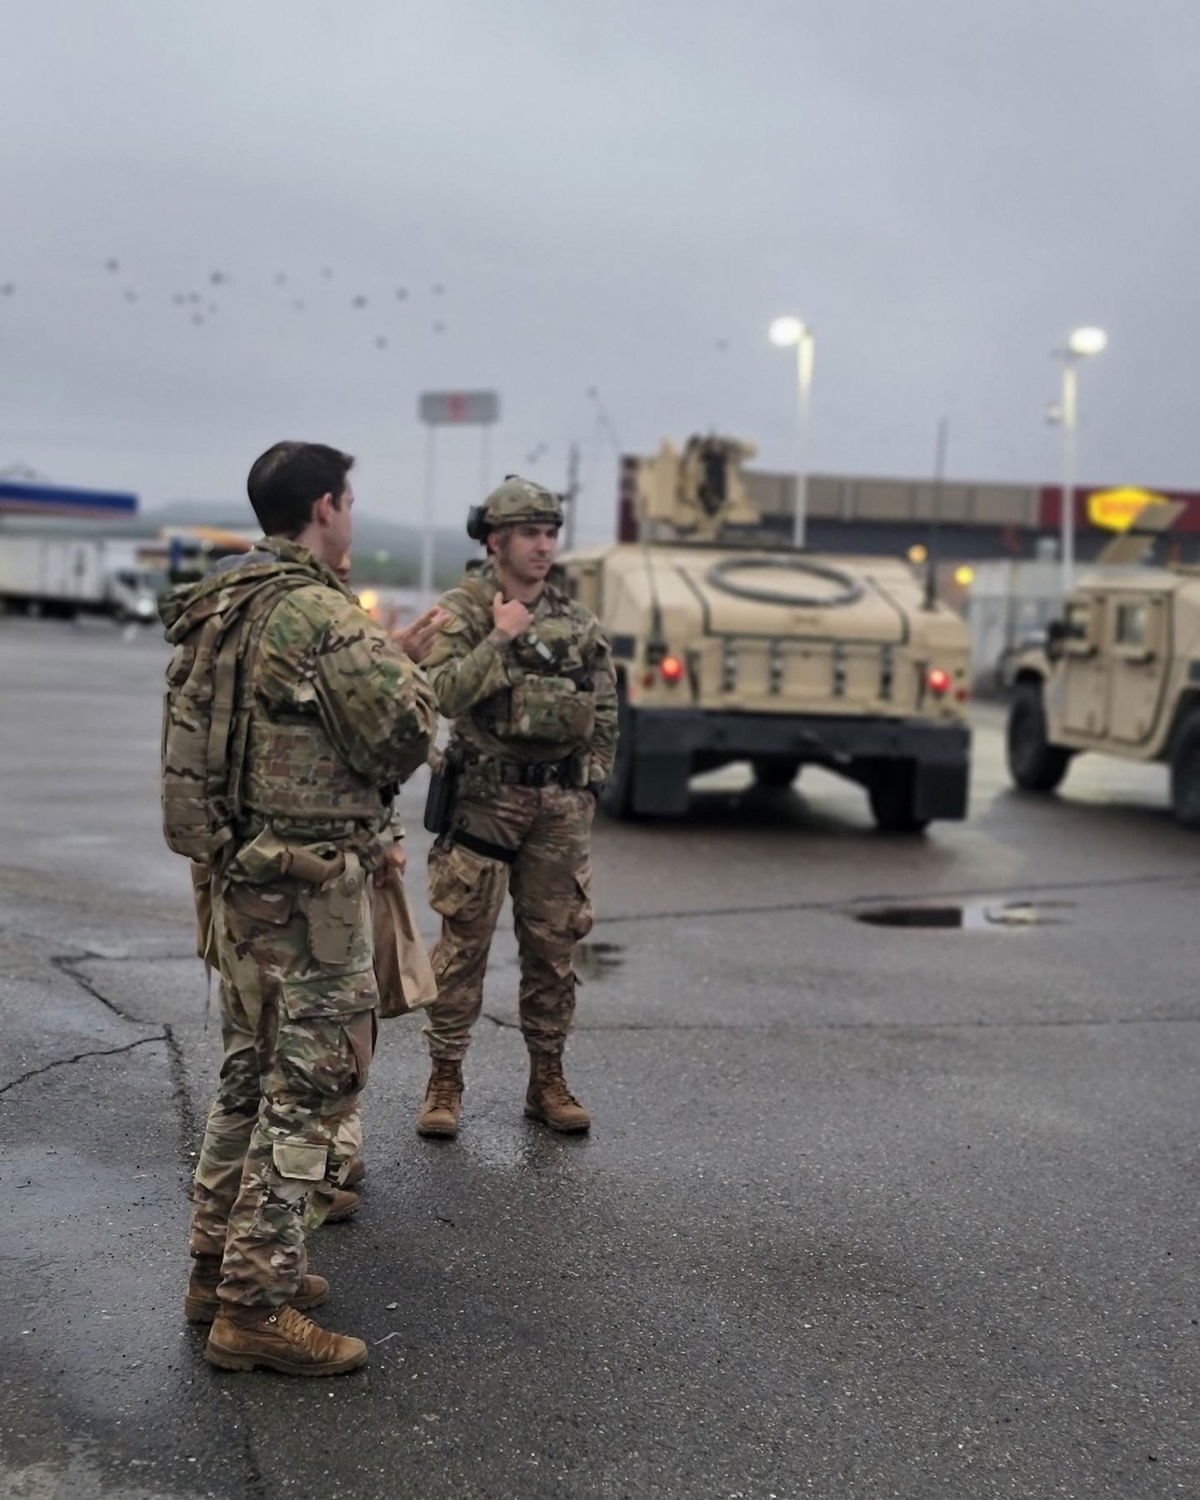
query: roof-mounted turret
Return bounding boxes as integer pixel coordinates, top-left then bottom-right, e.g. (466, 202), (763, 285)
(636, 434), (760, 542)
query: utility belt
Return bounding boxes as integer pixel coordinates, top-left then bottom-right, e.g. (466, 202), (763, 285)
(493, 757), (575, 788)
(223, 822), (384, 886)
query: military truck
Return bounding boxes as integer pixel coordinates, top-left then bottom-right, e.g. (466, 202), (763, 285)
(1005, 500), (1200, 827)
(560, 434), (972, 832)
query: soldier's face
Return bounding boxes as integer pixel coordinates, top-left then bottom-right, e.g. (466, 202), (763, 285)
(494, 523), (559, 583)
(322, 483), (354, 563)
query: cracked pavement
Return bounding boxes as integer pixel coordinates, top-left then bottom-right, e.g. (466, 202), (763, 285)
(2, 618), (1199, 1500)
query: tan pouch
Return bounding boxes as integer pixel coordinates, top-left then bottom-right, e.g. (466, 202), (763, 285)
(302, 851), (370, 968)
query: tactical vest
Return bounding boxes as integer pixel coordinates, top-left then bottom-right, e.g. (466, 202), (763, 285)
(454, 573), (598, 750)
(161, 562), (379, 862)
(241, 718), (382, 824)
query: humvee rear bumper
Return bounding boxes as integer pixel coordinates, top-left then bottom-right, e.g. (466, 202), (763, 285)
(626, 708), (971, 819)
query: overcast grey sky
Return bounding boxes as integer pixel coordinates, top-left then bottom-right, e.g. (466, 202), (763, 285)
(2, 0), (1198, 540)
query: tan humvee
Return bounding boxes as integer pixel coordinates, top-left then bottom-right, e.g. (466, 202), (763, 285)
(560, 434), (972, 832)
(1005, 501), (1200, 826)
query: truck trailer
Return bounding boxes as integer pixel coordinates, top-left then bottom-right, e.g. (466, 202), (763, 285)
(0, 533), (161, 621)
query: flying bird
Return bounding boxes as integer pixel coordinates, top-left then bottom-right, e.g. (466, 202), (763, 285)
(432, 321), (446, 333)
(105, 258), (119, 273)
(396, 287), (408, 300)
(432, 283), (445, 295)
(274, 272), (287, 286)
(375, 335), (388, 349)
(351, 294), (368, 309)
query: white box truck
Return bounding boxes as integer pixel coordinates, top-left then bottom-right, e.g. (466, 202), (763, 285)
(0, 534), (161, 621)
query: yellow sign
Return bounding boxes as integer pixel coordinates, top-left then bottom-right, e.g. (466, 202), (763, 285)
(1087, 486), (1171, 532)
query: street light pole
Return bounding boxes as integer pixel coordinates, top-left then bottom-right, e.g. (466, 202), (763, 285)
(769, 316), (815, 548)
(1055, 325), (1107, 596)
(1060, 356), (1079, 595)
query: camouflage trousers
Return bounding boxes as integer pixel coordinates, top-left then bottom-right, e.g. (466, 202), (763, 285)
(189, 860), (378, 1309)
(424, 782), (594, 1060)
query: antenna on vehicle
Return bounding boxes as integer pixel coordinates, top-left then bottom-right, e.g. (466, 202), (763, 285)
(924, 416), (949, 611)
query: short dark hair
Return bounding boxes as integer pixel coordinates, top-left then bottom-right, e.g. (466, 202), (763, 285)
(246, 442), (354, 537)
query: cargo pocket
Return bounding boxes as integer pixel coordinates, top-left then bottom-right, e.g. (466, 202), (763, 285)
(222, 881), (295, 931)
(568, 866), (594, 942)
(428, 843), (503, 924)
(272, 1139), (327, 1182)
(279, 966), (378, 1023)
(299, 852), (372, 971)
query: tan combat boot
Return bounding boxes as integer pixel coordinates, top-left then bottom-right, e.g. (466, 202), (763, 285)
(206, 1303), (367, 1376)
(525, 1052), (591, 1133)
(342, 1157), (366, 1189)
(324, 1188), (360, 1223)
(184, 1255), (329, 1324)
(416, 1057), (464, 1138)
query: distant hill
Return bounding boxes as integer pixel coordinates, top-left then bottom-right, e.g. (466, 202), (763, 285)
(146, 501), (476, 586)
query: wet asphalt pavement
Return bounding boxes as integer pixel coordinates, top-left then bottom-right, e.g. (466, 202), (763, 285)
(1, 617), (1197, 1500)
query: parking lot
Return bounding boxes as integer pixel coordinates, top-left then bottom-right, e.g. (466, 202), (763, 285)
(2, 617), (1197, 1500)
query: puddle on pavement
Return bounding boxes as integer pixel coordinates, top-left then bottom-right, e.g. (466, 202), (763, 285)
(574, 940), (625, 977)
(851, 900), (1071, 931)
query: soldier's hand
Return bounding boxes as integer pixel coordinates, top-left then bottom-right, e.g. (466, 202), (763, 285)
(373, 841), (408, 887)
(395, 606), (450, 664)
(492, 592), (532, 640)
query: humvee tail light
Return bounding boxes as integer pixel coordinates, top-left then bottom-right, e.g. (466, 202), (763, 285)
(659, 654), (685, 683)
(927, 667), (951, 696)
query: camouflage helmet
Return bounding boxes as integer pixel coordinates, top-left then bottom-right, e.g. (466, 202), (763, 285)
(466, 475), (563, 540)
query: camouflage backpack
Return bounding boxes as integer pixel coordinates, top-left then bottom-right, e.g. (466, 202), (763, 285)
(159, 562), (314, 862)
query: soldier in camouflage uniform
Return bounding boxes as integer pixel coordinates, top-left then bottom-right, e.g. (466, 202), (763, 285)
(416, 477), (618, 1138)
(166, 442), (438, 1376)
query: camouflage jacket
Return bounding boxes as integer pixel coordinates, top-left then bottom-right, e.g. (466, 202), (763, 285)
(164, 537), (438, 849)
(424, 562), (617, 784)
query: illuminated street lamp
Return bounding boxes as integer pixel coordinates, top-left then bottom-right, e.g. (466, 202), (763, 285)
(769, 316), (815, 547)
(1053, 325), (1108, 594)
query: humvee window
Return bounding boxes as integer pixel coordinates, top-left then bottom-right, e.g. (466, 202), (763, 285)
(1065, 602), (1092, 642)
(1114, 601), (1148, 647)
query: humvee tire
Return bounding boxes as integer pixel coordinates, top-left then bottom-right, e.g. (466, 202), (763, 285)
(1169, 713), (1200, 829)
(867, 763), (929, 835)
(1007, 681), (1072, 793)
(751, 757), (802, 790)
